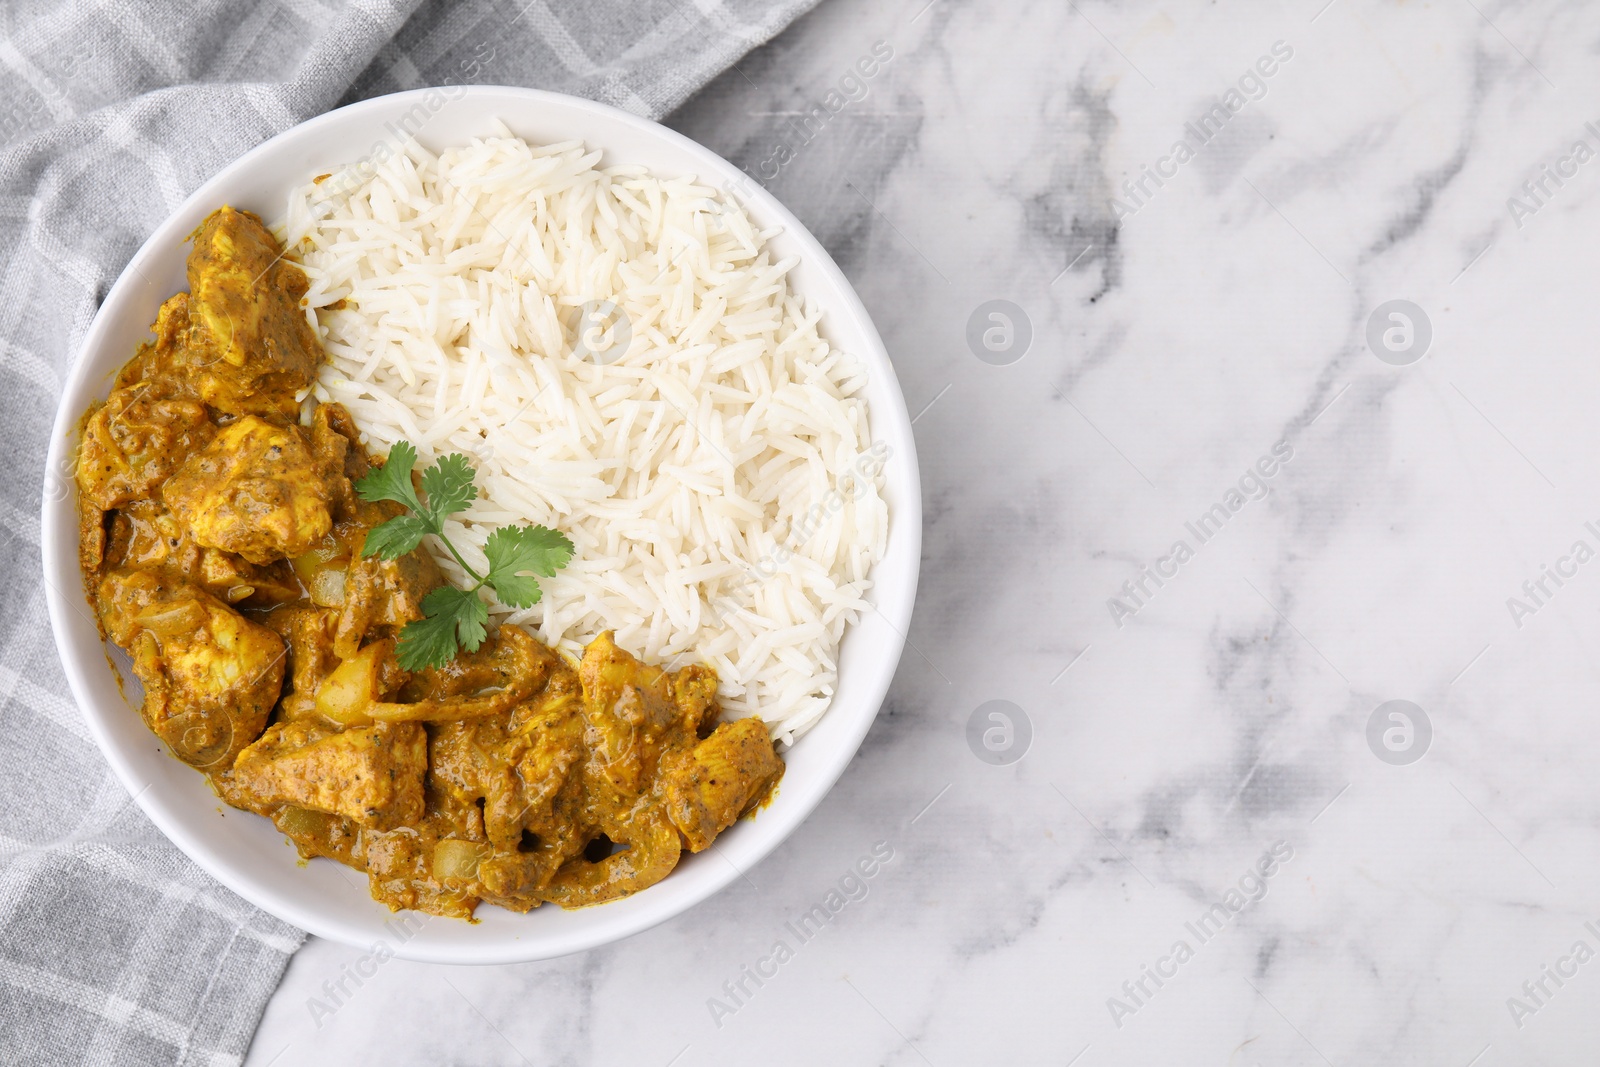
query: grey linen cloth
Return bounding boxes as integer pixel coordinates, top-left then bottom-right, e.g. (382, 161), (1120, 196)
(0, 1), (817, 1064)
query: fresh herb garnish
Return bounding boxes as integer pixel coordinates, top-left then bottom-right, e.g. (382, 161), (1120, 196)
(355, 441), (573, 671)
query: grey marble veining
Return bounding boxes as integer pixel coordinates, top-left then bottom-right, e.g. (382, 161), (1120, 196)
(248, 1), (1600, 1062)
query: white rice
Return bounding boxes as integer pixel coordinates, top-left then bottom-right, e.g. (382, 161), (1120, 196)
(280, 126), (888, 741)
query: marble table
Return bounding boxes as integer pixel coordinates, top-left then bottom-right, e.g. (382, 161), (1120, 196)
(247, 0), (1600, 1062)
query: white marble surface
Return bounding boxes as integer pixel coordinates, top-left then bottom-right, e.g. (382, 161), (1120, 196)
(246, 1), (1600, 1063)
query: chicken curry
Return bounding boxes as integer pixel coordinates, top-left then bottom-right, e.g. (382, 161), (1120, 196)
(76, 207), (784, 918)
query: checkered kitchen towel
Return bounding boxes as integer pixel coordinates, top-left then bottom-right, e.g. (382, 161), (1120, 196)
(0, 1), (818, 1063)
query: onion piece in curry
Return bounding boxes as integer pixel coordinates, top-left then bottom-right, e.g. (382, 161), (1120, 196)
(75, 206), (784, 918)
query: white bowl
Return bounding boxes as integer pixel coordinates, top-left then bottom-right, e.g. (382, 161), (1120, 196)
(40, 86), (921, 964)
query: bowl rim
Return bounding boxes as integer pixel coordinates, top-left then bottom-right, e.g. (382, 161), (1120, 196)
(40, 84), (921, 964)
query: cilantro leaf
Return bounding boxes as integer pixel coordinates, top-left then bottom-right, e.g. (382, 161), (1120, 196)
(483, 525), (575, 608)
(419, 453), (477, 524)
(351, 438), (574, 669)
(395, 587), (489, 671)
(354, 440), (421, 512)
(360, 513), (431, 561)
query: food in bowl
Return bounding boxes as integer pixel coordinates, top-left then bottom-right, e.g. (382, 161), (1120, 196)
(76, 206), (785, 918)
(73, 128), (889, 922)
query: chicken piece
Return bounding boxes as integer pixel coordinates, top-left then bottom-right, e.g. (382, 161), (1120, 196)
(498, 636), (746, 909)
(430, 701), (586, 852)
(97, 569), (284, 770)
(270, 806), (367, 870)
(494, 701), (587, 848)
(509, 654), (585, 732)
(229, 719), (426, 830)
(422, 657), (588, 909)
(474, 806), (594, 912)
(427, 720), (504, 831)
(185, 207), (321, 418)
(660, 717), (785, 853)
(76, 385), (213, 511)
(474, 853), (553, 913)
(323, 490), (443, 659)
(162, 415), (337, 565)
(331, 543), (442, 660)
(103, 499), (301, 607)
(538, 807), (683, 909)
(451, 738), (589, 907)
(263, 604), (339, 720)
(578, 631), (701, 799)
(308, 402), (370, 519)
(672, 663), (722, 739)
